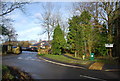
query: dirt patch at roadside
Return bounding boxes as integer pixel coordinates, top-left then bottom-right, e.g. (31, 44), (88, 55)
(89, 62), (104, 70)
(2, 65), (33, 81)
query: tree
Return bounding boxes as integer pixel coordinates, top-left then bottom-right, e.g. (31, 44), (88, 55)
(40, 3), (55, 41)
(67, 11), (91, 57)
(0, 18), (17, 42)
(1, 25), (9, 35)
(71, 2), (120, 57)
(37, 3), (62, 41)
(67, 10), (102, 57)
(51, 24), (66, 55)
(95, 2), (120, 57)
(0, 2), (28, 43)
(0, 2), (28, 16)
(112, 7), (120, 58)
(67, 15), (82, 57)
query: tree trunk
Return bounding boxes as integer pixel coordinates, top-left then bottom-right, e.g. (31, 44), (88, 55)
(48, 31), (50, 41)
(47, 25), (50, 41)
(108, 11), (113, 57)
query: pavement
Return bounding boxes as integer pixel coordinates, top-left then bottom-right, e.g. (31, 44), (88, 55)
(37, 55), (120, 72)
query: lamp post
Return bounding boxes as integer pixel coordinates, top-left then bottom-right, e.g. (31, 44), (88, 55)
(105, 44), (114, 57)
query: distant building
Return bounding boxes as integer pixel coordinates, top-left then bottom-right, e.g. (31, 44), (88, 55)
(3, 41), (18, 46)
(3, 41), (32, 47)
(29, 40), (51, 49)
(29, 40), (37, 44)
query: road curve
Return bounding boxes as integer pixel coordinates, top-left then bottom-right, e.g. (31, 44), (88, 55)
(2, 51), (120, 80)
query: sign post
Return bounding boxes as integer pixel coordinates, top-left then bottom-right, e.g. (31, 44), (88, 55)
(105, 44), (113, 48)
(105, 44), (113, 57)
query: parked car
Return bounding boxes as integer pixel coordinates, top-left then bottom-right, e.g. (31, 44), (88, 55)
(26, 47), (31, 51)
(22, 47), (27, 51)
(30, 47), (38, 52)
(22, 47), (31, 51)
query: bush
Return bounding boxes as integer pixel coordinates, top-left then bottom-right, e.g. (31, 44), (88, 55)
(38, 54), (45, 56)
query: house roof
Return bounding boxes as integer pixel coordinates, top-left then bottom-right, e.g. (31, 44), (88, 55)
(30, 41), (50, 47)
(31, 42), (40, 46)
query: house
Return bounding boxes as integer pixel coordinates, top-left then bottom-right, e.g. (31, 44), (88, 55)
(29, 40), (51, 54)
(29, 40), (51, 49)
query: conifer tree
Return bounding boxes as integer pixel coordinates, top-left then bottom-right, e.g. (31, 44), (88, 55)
(51, 24), (66, 55)
(67, 16), (83, 57)
(67, 11), (99, 57)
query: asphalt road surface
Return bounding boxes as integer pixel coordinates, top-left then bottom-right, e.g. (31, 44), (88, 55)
(2, 51), (120, 80)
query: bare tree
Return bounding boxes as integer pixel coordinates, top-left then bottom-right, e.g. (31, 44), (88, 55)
(0, 1), (29, 43)
(40, 3), (54, 41)
(39, 2), (62, 41)
(0, 2), (28, 16)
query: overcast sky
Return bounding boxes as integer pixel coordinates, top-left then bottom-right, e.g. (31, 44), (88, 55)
(6, 2), (73, 41)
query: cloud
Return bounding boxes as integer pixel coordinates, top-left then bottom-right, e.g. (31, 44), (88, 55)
(17, 26), (47, 41)
(6, 11), (21, 19)
(18, 27), (41, 35)
(14, 17), (41, 31)
(34, 13), (42, 19)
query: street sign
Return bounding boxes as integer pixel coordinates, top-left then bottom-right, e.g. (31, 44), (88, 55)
(105, 44), (113, 47)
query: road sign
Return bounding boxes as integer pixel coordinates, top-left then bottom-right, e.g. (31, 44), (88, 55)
(105, 44), (113, 47)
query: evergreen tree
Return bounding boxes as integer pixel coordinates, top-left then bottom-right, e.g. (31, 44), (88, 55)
(67, 16), (81, 56)
(67, 11), (100, 57)
(51, 24), (66, 55)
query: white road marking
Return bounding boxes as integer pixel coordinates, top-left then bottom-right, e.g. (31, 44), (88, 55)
(31, 59), (35, 60)
(80, 75), (106, 81)
(27, 56), (32, 59)
(17, 57), (23, 59)
(25, 56), (32, 60)
(17, 56), (41, 62)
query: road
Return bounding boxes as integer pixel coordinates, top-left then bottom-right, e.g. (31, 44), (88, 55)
(2, 51), (120, 80)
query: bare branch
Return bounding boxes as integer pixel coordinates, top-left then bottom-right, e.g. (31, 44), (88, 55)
(0, 2), (28, 16)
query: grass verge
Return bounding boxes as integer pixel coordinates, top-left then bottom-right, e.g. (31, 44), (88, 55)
(38, 54), (92, 65)
(2, 65), (15, 79)
(64, 53), (119, 64)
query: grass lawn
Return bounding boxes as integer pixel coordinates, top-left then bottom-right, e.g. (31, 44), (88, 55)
(38, 54), (92, 65)
(93, 58), (119, 64)
(64, 53), (119, 64)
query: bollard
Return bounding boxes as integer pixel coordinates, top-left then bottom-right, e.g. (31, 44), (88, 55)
(82, 53), (85, 60)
